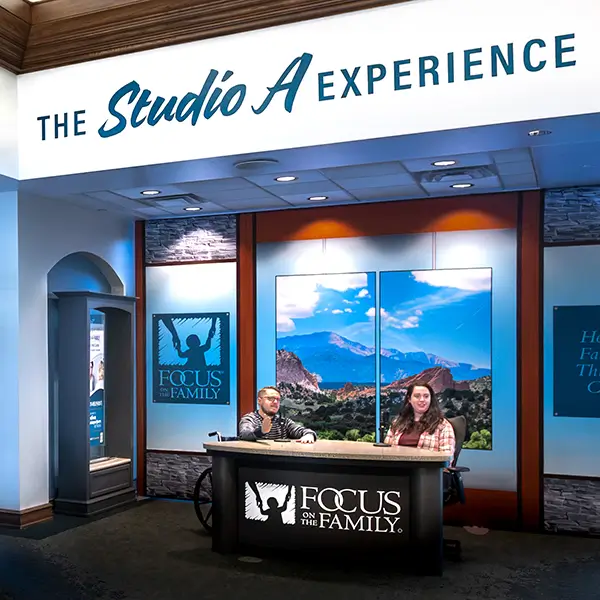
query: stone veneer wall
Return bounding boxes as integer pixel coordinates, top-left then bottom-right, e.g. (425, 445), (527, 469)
(145, 215), (236, 263)
(146, 451), (211, 499)
(544, 477), (600, 535)
(544, 189), (600, 244)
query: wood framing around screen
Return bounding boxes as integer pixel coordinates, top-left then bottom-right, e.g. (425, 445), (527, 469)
(517, 191), (543, 531)
(255, 195), (519, 243)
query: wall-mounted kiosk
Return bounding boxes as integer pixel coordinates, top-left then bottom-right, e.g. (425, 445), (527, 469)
(54, 291), (136, 516)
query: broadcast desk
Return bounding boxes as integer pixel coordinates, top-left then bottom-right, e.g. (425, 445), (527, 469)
(203, 439), (452, 575)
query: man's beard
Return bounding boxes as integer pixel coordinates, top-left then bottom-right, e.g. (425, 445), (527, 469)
(264, 408), (279, 417)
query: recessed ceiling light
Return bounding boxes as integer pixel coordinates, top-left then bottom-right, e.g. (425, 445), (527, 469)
(275, 175), (297, 182)
(528, 129), (551, 137)
(141, 189), (160, 196)
(184, 207), (202, 212)
(450, 183), (473, 189)
(432, 160), (457, 167)
(308, 195), (328, 201)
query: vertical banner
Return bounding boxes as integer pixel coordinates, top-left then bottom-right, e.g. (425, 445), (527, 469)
(152, 312), (231, 404)
(553, 305), (600, 418)
(89, 311), (105, 447)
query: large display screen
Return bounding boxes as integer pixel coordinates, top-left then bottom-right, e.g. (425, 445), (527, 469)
(274, 268), (492, 449)
(90, 310), (105, 456)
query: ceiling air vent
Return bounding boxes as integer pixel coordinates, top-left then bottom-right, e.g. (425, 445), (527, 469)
(234, 158), (279, 171)
(418, 165), (497, 184)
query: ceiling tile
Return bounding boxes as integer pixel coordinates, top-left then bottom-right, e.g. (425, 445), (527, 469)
(492, 148), (532, 164)
(136, 207), (169, 216)
(199, 187), (276, 202)
(244, 170), (327, 186)
(178, 177), (259, 194)
(420, 177), (501, 194)
(279, 189), (356, 205)
(495, 161), (534, 176)
(333, 173), (416, 190)
(321, 162), (406, 179)
(351, 185), (426, 201)
(192, 201), (229, 212)
(499, 174), (538, 188)
(111, 185), (187, 200)
(263, 180), (343, 196)
(401, 153), (492, 172)
(83, 191), (143, 208)
(217, 197), (291, 209)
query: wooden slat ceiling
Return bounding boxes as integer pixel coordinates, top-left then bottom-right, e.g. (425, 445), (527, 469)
(0, 0), (408, 74)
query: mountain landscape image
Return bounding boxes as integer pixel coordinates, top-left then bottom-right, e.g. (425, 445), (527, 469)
(275, 269), (492, 449)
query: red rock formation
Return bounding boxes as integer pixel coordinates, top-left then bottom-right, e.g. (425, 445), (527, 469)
(384, 367), (456, 394)
(276, 350), (320, 391)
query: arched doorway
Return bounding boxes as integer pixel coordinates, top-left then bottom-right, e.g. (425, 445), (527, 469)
(47, 252), (124, 500)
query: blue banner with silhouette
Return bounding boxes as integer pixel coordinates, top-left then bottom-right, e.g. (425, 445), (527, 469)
(152, 312), (230, 405)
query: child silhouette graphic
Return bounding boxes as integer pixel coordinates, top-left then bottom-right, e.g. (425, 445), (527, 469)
(176, 319), (217, 376)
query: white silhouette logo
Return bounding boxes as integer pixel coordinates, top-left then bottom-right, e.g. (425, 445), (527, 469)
(244, 482), (296, 525)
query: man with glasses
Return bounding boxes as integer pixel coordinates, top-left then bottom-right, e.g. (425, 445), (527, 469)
(238, 386), (316, 443)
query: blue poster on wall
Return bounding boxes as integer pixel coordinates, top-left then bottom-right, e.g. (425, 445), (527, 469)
(153, 312), (230, 404)
(89, 390), (105, 446)
(89, 310), (105, 447)
(554, 305), (600, 418)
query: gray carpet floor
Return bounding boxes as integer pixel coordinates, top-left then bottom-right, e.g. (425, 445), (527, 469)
(1, 499), (600, 600)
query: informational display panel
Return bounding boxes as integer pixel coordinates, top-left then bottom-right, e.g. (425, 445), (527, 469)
(553, 305), (600, 419)
(89, 310), (105, 455)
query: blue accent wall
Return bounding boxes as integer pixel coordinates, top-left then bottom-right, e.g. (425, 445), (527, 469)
(146, 262), (238, 451)
(544, 245), (600, 477)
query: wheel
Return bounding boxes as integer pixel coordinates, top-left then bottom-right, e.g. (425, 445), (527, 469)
(193, 467), (213, 534)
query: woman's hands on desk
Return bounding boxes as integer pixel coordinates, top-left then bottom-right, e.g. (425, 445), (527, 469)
(297, 434), (315, 444)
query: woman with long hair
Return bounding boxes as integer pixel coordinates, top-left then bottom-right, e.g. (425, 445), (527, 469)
(385, 382), (455, 455)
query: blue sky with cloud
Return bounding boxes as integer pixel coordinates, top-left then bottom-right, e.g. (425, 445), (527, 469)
(276, 272), (376, 346)
(380, 268), (492, 368)
(275, 268), (491, 368)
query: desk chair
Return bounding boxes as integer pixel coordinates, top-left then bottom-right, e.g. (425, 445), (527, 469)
(443, 415), (470, 560)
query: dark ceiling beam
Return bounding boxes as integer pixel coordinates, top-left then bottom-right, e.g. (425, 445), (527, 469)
(0, 0), (30, 73)
(0, 0), (408, 74)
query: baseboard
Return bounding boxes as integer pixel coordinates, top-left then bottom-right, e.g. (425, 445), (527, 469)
(54, 487), (136, 517)
(444, 488), (519, 530)
(0, 503), (53, 529)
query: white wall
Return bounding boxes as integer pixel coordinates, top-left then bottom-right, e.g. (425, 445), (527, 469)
(0, 67), (17, 179)
(16, 194), (134, 510)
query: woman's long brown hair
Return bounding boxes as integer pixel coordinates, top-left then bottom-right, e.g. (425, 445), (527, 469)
(389, 382), (444, 435)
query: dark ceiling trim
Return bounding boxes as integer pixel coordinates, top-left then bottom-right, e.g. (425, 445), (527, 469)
(1, 0), (410, 74)
(0, 2), (30, 73)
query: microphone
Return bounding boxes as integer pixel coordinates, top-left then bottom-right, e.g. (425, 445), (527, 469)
(274, 403), (291, 443)
(373, 410), (391, 447)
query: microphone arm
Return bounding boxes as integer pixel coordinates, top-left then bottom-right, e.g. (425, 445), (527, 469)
(275, 403), (291, 442)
